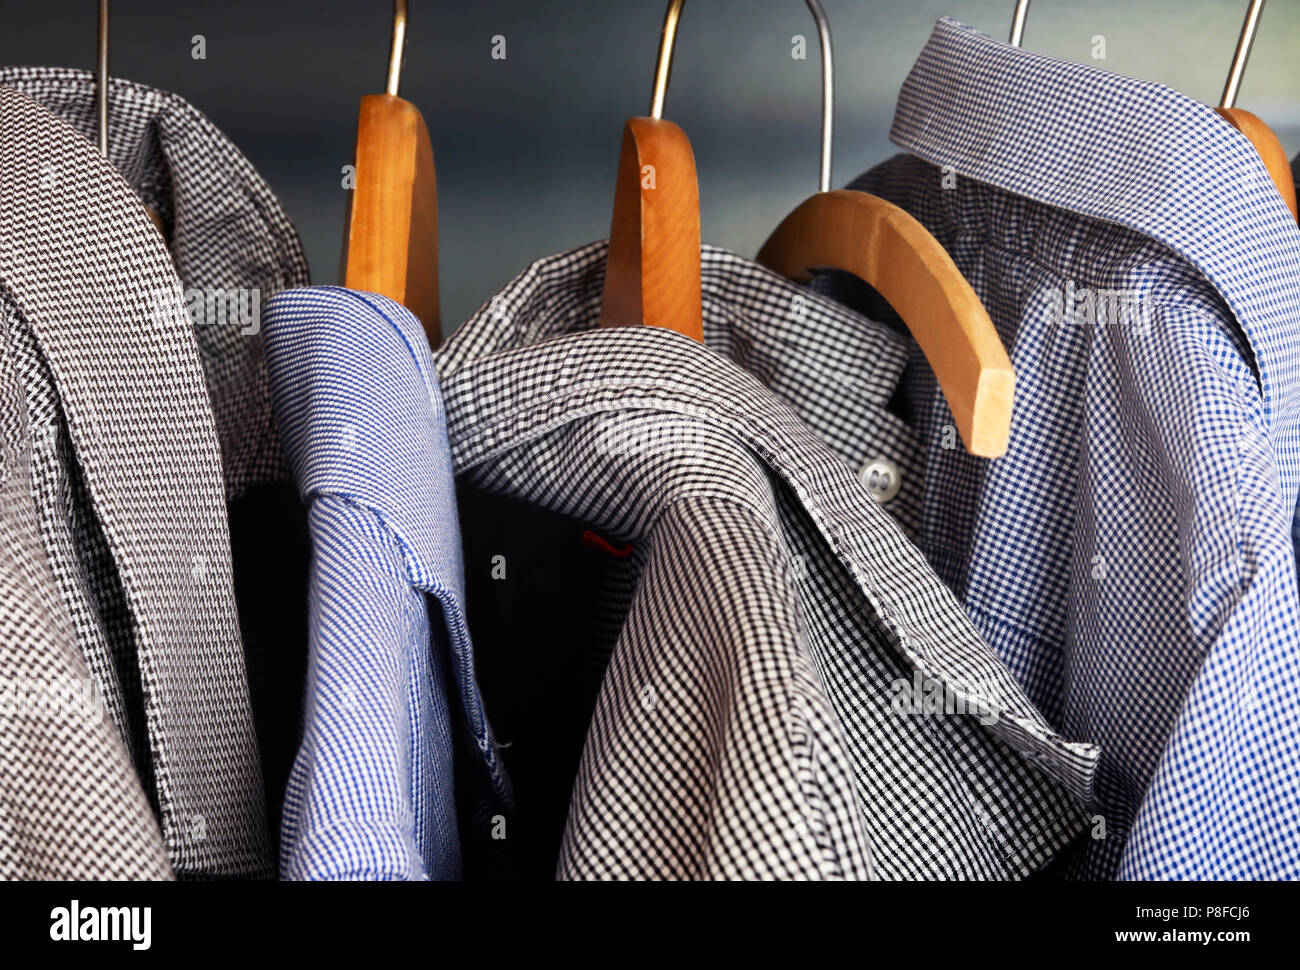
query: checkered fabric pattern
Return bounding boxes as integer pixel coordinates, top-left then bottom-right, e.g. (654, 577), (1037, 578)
(0, 66), (310, 498)
(1294, 152), (1300, 564)
(0, 86), (271, 877)
(435, 242), (1099, 880)
(814, 18), (1300, 879)
(263, 287), (512, 880)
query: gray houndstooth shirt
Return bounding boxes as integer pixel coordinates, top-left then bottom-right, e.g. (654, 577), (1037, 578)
(0, 69), (311, 879)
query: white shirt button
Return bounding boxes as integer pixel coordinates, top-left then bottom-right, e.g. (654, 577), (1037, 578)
(859, 457), (901, 504)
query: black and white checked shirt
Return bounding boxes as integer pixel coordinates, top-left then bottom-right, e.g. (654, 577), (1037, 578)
(0, 71), (312, 878)
(436, 242), (1100, 879)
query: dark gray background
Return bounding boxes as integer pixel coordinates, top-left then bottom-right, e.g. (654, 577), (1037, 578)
(3, 1), (1298, 328)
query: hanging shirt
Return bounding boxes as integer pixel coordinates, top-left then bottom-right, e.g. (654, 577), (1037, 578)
(0, 293), (172, 879)
(1, 66), (318, 857)
(1295, 151), (1300, 561)
(0, 85), (270, 877)
(430, 242), (1099, 879)
(263, 287), (512, 880)
(815, 18), (1300, 879)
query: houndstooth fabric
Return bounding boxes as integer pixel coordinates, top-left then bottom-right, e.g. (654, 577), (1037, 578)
(435, 242), (1100, 880)
(1, 66), (314, 869)
(0, 86), (271, 877)
(0, 290), (172, 880)
(0, 66), (310, 498)
(814, 19), (1300, 879)
(6, 306), (147, 775)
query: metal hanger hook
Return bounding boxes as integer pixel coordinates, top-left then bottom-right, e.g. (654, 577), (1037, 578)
(1221, 0), (1266, 109)
(387, 0), (409, 97)
(96, 0), (109, 155)
(1010, 0), (1265, 109)
(647, 0), (833, 193)
(1009, 0), (1031, 48)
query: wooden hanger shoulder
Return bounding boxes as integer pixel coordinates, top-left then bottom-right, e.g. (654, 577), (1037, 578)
(1215, 107), (1299, 220)
(599, 117), (702, 341)
(758, 189), (1014, 458)
(341, 93), (441, 345)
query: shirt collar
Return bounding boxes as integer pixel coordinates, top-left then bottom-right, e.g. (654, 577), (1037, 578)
(434, 245), (1100, 804)
(262, 286), (465, 605)
(890, 18), (1300, 428)
(0, 66), (311, 495)
(437, 241), (925, 530)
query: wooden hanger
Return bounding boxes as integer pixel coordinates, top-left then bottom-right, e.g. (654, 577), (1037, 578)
(340, 0), (441, 344)
(1214, 0), (1297, 219)
(1012, 0), (1297, 220)
(96, 0), (165, 237)
(599, 0), (702, 340)
(758, 1), (1014, 457)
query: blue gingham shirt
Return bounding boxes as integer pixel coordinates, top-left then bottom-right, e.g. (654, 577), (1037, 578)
(817, 19), (1300, 879)
(264, 287), (509, 879)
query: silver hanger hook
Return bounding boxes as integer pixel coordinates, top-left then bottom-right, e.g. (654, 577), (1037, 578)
(807, 0), (833, 194)
(1009, 0), (1031, 47)
(96, 0), (109, 155)
(1221, 0), (1266, 109)
(1010, 0), (1266, 108)
(647, 0), (685, 120)
(647, 0), (833, 193)
(387, 0), (409, 96)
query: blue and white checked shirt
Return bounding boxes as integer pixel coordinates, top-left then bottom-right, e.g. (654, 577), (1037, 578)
(817, 19), (1300, 879)
(264, 287), (510, 880)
